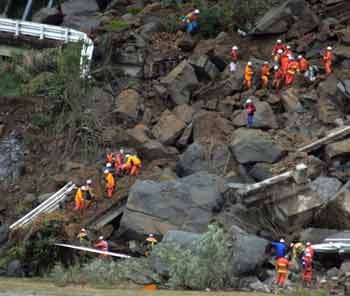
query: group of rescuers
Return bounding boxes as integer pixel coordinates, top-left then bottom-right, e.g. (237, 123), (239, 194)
(271, 239), (315, 287)
(74, 149), (142, 211)
(77, 228), (158, 257)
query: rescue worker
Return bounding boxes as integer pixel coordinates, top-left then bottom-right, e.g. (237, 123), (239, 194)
(284, 45), (293, 57)
(302, 250), (313, 285)
(104, 169), (115, 198)
(114, 149), (125, 176)
(144, 234), (158, 256)
(275, 255), (290, 287)
(77, 228), (89, 245)
(298, 55), (309, 73)
(261, 61), (270, 88)
(285, 56), (299, 86)
(245, 99), (256, 128)
(271, 239), (287, 258)
(273, 49), (283, 67)
(182, 9), (200, 34)
(126, 154), (142, 176)
(85, 179), (95, 207)
(271, 39), (286, 56)
(323, 46), (333, 75)
(74, 186), (85, 211)
(290, 242), (305, 262)
(230, 46), (238, 73)
(106, 151), (113, 164)
(280, 52), (290, 75)
(244, 61), (253, 88)
(305, 242), (315, 258)
(273, 65), (284, 89)
(95, 236), (108, 257)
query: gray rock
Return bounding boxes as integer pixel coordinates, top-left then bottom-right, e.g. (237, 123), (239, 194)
(32, 7), (62, 25)
(176, 123), (193, 148)
(249, 163), (273, 181)
(337, 80), (350, 99)
(139, 21), (165, 40)
(161, 60), (199, 105)
(114, 89), (143, 127)
(310, 176), (342, 202)
(62, 15), (101, 32)
(189, 54), (220, 81)
(61, 0), (99, 16)
(162, 230), (201, 248)
(173, 104), (194, 124)
(0, 225), (9, 245)
(230, 129), (285, 164)
(7, 260), (23, 277)
(340, 262), (350, 275)
(325, 139), (350, 159)
(233, 101), (278, 129)
(327, 267), (339, 278)
(299, 228), (339, 244)
(252, 0), (319, 36)
(240, 276), (271, 293)
(120, 172), (225, 237)
(280, 88), (304, 113)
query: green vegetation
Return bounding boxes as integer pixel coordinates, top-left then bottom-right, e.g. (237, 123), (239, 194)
(126, 6), (143, 15)
(103, 19), (130, 32)
(283, 288), (329, 296)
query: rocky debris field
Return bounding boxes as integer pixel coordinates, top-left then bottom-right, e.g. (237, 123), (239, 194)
(1, 0), (350, 293)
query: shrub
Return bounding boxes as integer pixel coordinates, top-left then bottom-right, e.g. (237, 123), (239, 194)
(126, 6), (143, 15)
(104, 20), (130, 32)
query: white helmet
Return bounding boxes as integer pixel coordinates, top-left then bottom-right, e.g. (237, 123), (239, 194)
(280, 238), (285, 243)
(327, 46), (332, 50)
(81, 186), (87, 191)
(194, 9), (200, 14)
(264, 61), (269, 65)
(274, 65), (279, 70)
(286, 45), (291, 49)
(104, 169), (109, 174)
(298, 55), (302, 59)
(277, 39), (282, 43)
(99, 236), (104, 240)
(277, 49), (283, 54)
(247, 61), (252, 66)
(86, 179), (92, 185)
(106, 163), (112, 168)
(125, 154), (131, 158)
(81, 228), (86, 232)
(149, 234), (154, 237)
(246, 98), (252, 103)
(288, 55), (294, 60)
(232, 46), (238, 50)
(120, 149), (124, 154)
(306, 242), (311, 246)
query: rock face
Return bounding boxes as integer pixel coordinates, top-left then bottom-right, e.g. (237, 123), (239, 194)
(252, 0), (319, 36)
(161, 60), (199, 105)
(230, 129), (285, 164)
(32, 7), (62, 25)
(280, 88), (303, 113)
(189, 54), (220, 81)
(325, 139), (350, 159)
(310, 176), (342, 202)
(120, 172), (225, 238)
(152, 110), (186, 145)
(176, 142), (235, 177)
(114, 89), (143, 127)
(233, 101), (278, 129)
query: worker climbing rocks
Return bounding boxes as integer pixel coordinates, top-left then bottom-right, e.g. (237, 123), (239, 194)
(285, 56), (299, 86)
(271, 39), (286, 56)
(305, 242), (315, 258)
(230, 46), (238, 73)
(261, 61), (270, 88)
(245, 99), (256, 128)
(104, 169), (115, 198)
(271, 239), (287, 258)
(273, 65), (284, 89)
(74, 186), (85, 211)
(182, 9), (200, 34)
(114, 149), (125, 176)
(126, 154), (142, 176)
(77, 228), (90, 245)
(95, 236), (108, 257)
(323, 46), (333, 75)
(144, 234), (158, 256)
(275, 255), (290, 287)
(244, 61), (253, 89)
(273, 49), (283, 67)
(298, 55), (309, 73)
(302, 250), (313, 286)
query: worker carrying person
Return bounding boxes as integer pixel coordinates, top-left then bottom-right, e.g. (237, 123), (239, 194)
(245, 99), (256, 128)
(302, 250), (313, 286)
(273, 65), (284, 89)
(182, 9), (200, 34)
(271, 39), (286, 56)
(290, 242), (305, 263)
(323, 46), (333, 75)
(74, 185), (85, 211)
(275, 255), (290, 287)
(230, 46), (238, 73)
(285, 56), (299, 86)
(261, 61), (270, 88)
(271, 239), (287, 258)
(95, 236), (108, 257)
(77, 228), (90, 245)
(114, 149), (125, 176)
(125, 154), (142, 176)
(244, 61), (253, 89)
(104, 169), (116, 198)
(144, 234), (158, 257)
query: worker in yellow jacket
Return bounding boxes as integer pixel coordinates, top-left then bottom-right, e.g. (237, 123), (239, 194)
(104, 169), (115, 198)
(125, 154), (142, 176)
(74, 186), (85, 211)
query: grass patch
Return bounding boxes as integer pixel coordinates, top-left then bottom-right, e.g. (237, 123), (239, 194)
(103, 20), (130, 32)
(0, 70), (22, 97)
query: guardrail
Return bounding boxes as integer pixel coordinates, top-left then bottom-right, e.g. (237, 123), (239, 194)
(0, 17), (94, 78)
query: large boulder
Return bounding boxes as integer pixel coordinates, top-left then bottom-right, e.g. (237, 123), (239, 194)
(252, 0), (319, 36)
(114, 89), (143, 127)
(120, 172), (225, 238)
(61, 0), (99, 16)
(232, 101), (278, 129)
(325, 139), (350, 159)
(173, 104), (194, 124)
(310, 176), (342, 202)
(152, 110), (186, 145)
(230, 129), (285, 164)
(189, 54), (220, 81)
(192, 111), (234, 143)
(176, 142), (236, 177)
(32, 7), (62, 25)
(280, 88), (303, 113)
(161, 60), (199, 105)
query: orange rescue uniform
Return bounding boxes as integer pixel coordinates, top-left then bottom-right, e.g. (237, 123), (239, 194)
(74, 188), (85, 211)
(261, 65), (270, 88)
(95, 240), (108, 257)
(273, 68), (284, 89)
(105, 172), (115, 198)
(285, 61), (299, 85)
(126, 155), (142, 176)
(323, 50), (333, 75)
(299, 58), (309, 72)
(275, 257), (290, 286)
(244, 65), (253, 88)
